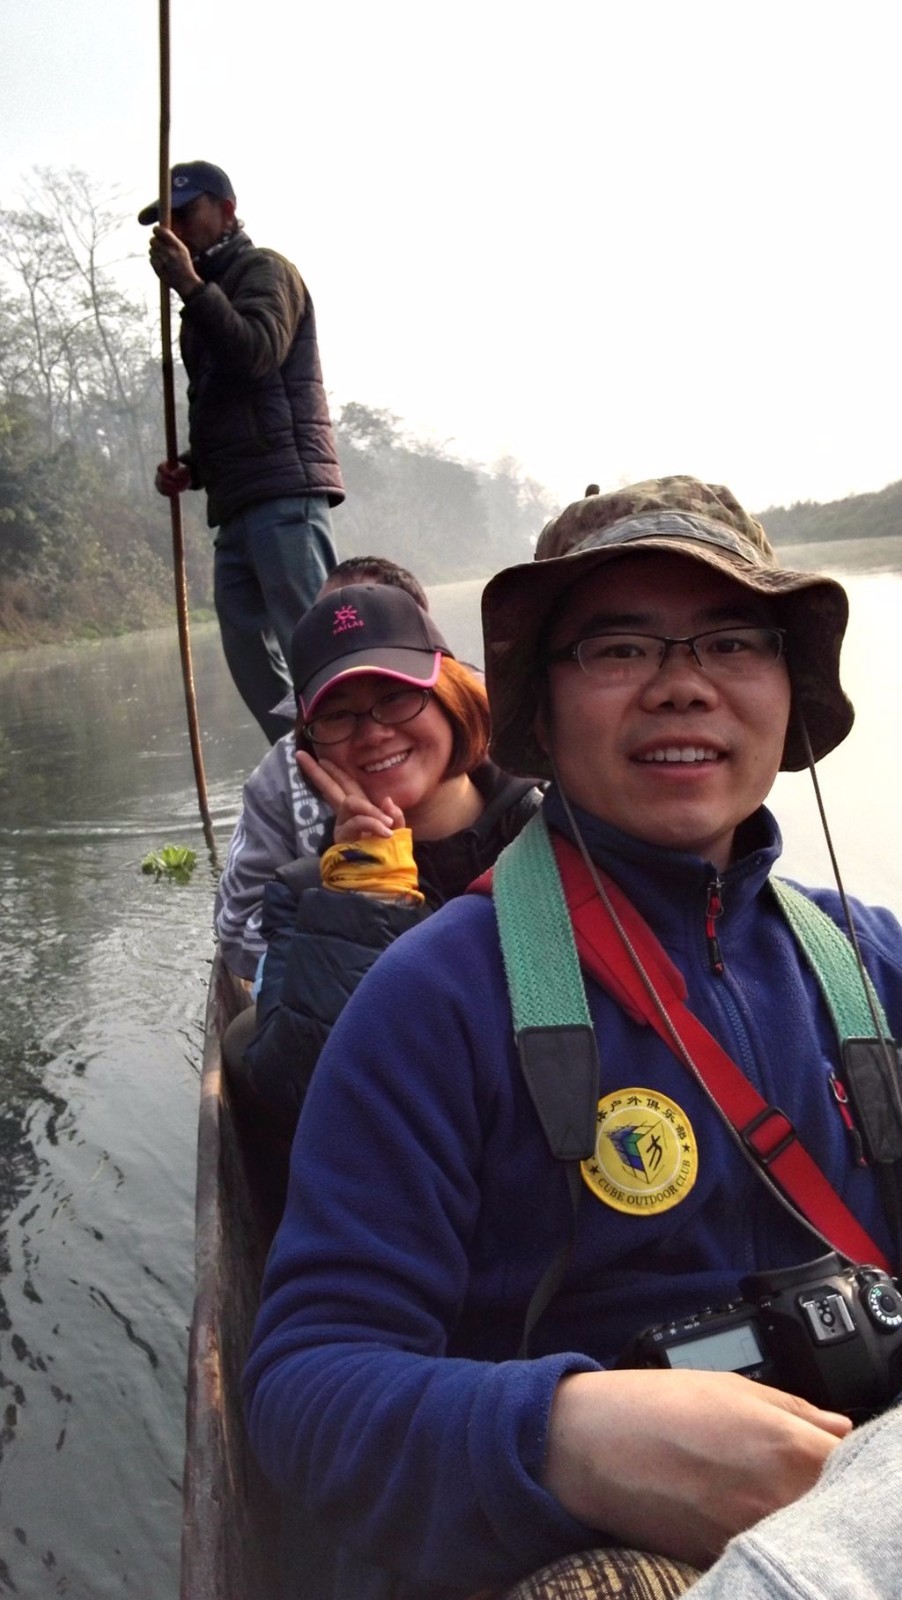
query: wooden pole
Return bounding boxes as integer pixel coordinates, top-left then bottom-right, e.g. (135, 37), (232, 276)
(157, 0), (217, 861)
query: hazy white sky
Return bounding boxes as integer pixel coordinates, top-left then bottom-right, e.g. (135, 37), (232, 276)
(2, 0), (900, 513)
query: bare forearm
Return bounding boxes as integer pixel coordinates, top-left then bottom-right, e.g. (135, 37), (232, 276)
(543, 1368), (852, 1568)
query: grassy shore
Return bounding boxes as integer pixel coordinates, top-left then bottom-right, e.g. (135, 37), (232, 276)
(2, 541), (899, 655)
(774, 534), (902, 575)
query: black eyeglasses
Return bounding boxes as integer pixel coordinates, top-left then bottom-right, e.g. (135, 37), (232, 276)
(546, 626), (787, 686)
(302, 687), (431, 745)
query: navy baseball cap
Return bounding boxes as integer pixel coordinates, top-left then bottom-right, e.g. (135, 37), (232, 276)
(137, 161), (236, 225)
(290, 585), (453, 720)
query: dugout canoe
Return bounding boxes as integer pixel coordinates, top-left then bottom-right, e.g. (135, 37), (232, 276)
(179, 951), (283, 1600)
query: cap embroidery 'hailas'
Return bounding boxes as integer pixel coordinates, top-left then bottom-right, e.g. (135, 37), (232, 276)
(332, 605), (365, 634)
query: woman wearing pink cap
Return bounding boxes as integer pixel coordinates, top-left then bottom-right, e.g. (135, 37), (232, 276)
(226, 583), (541, 1156)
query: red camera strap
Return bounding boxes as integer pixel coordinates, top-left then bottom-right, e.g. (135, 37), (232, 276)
(548, 834), (890, 1272)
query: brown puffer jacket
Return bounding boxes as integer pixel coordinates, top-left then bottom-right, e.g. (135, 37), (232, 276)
(179, 229), (345, 526)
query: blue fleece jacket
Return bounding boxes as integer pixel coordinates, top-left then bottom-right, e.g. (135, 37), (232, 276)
(243, 793), (902, 1600)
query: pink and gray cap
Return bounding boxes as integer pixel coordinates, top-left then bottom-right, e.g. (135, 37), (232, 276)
(290, 584), (453, 721)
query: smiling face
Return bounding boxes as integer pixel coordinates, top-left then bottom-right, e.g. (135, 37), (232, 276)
(536, 553), (792, 869)
(310, 672), (458, 834)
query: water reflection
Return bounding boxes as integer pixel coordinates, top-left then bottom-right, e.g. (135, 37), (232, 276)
(0, 623), (261, 1599)
(0, 570), (899, 1597)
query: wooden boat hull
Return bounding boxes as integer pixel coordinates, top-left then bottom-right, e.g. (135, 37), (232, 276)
(180, 953), (282, 1600)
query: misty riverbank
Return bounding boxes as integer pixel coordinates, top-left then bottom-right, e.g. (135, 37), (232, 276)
(775, 533), (901, 575)
(2, 534), (899, 655)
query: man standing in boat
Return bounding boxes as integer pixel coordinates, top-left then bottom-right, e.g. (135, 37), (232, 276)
(244, 476), (902, 1599)
(139, 160), (344, 743)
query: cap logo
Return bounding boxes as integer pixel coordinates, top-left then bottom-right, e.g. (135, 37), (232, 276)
(332, 604), (365, 635)
(174, 175), (189, 188)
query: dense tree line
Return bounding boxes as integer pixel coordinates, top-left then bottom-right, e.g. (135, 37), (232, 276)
(0, 169), (558, 648)
(1, 170), (898, 648)
(331, 402), (556, 583)
(0, 169), (206, 643)
(760, 484), (902, 550)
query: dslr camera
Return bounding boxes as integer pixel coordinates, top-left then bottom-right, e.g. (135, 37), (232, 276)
(627, 1252), (902, 1420)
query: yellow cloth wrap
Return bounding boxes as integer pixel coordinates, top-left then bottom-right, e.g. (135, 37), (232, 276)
(320, 829), (424, 904)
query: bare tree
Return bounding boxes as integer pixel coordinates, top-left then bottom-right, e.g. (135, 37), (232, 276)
(0, 206), (74, 444)
(0, 168), (158, 491)
(30, 167), (154, 490)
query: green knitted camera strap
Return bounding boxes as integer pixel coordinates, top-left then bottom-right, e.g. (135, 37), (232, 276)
(770, 877), (902, 1261)
(494, 812), (891, 1049)
(769, 877), (890, 1041)
(493, 813), (597, 1354)
(492, 811), (591, 1034)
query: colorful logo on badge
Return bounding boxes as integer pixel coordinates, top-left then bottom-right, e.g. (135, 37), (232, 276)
(581, 1087), (698, 1215)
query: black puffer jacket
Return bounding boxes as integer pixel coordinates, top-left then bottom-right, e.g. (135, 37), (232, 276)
(180, 230), (345, 525)
(242, 763), (542, 1126)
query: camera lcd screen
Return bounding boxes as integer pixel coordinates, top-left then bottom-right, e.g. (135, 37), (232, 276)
(663, 1320), (765, 1373)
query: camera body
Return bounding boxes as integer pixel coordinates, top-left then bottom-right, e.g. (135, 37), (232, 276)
(628, 1252), (902, 1419)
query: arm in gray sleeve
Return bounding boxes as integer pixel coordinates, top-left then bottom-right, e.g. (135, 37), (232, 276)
(214, 735), (330, 979)
(685, 1404), (902, 1600)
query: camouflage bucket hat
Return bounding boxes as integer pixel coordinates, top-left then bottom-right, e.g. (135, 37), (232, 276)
(482, 475), (853, 778)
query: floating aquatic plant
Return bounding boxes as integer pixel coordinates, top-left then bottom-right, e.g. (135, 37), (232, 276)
(141, 845), (198, 883)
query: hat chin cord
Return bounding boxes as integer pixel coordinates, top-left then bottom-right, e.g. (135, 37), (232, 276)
(797, 719), (893, 1054)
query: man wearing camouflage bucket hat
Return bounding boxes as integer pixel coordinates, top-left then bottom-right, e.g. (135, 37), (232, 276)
(484, 474), (853, 780)
(244, 476), (902, 1600)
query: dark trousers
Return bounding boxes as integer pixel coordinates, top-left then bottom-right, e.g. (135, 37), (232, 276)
(214, 493), (337, 742)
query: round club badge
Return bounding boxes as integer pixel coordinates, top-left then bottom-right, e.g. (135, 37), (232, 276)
(581, 1087), (698, 1215)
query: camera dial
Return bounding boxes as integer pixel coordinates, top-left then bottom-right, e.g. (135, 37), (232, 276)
(861, 1278), (902, 1331)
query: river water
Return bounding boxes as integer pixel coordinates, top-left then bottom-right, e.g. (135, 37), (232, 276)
(0, 567), (900, 1598)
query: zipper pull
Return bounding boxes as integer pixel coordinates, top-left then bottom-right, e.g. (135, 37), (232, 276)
(705, 879), (724, 976)
(829, 1072), (868, 1166)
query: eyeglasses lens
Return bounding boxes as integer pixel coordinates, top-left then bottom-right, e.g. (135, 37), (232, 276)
(575, 628), (784, 683)
(306, 688), (429, 744)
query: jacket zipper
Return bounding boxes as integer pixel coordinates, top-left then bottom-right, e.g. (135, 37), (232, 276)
(828, 1072), (868, 1166)
(705, 877), (725, 976)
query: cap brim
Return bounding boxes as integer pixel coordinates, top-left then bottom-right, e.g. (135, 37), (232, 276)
(301, 649), (443, 719)
(137, 186), (205, 225)
(483, 539), (853, 777)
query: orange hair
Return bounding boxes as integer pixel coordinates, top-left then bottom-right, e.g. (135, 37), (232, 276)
(431, 657), (490, 778)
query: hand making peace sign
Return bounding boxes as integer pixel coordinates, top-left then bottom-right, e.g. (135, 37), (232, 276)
(296, 749), (406, 844)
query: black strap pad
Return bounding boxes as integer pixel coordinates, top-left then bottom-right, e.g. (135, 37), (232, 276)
(842, 1038), (902, 1164)
(518, 1025), (599, 1161)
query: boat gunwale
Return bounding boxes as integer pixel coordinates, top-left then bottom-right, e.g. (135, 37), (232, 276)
(179, 952), (282, 1600)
